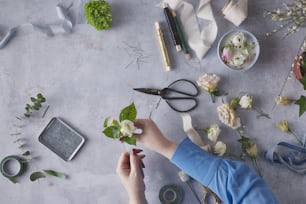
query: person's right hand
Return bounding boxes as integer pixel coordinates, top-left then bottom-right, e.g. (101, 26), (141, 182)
(134, 119), (177, 159)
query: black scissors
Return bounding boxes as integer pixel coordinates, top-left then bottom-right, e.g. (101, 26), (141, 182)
(133, 79), (199, 112)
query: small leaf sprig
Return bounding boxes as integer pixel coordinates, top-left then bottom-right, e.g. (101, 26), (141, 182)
(24, 93), (46, 117)
(276, 120), (304, 145)
(264, 0), (306, 38)
(103, 102), (138, 145)
(237, 129), (262, 177)
(230, 93), (270, 119)
(275, 94), (306, 117)
(30, 170), (67, 182)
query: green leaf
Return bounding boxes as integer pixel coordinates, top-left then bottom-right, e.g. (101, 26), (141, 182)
(103, 117), (109, 128)
(30, 97), (36, 103)
(43, 170), (67, 179)
(237, 136), (251, 150)
(299, 76), (306, 90)
(8, 177), (17, 184)
(37, 93), (43, 99)
(294, 95), (306, 117)
(230, 97), (239, 109)
(119, 102), (137, 122)
(103, 126), (121, 138)
(30, 172), (46, 181)
(22, 150), (31, 156)
(212, 90), (222, 96)
(122, 136), (136, 145)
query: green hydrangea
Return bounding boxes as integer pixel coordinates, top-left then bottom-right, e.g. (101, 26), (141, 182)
(84, 0), (112, 31)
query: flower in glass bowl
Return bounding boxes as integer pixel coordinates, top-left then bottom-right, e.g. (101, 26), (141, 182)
(218, 30), (260, 71)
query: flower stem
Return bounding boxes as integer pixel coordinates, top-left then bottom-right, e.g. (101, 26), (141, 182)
(210, 92), (215, 103)
(288, 129), (303, 146)
(253, 106), (271, 119)
(252, 158), (262, 177)
(187, 182), (202, 204)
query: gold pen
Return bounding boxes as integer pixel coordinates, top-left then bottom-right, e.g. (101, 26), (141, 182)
(155, 22), (171, 71)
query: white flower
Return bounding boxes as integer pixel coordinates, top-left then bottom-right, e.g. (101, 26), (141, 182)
(230, 53), (246, 67)
(232, 32), (245, 48)
(197, 73), (220, 93)
(120, 120), (136, 137)
(239, 95), (253, 109)
(207, 124), (221, 142)
(214, 141), (227, 156)
(217, 103), (241, 129)
(178, 171), (190, 182)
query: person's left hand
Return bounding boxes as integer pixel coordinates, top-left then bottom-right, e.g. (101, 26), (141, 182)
(116, 149), (147, 204)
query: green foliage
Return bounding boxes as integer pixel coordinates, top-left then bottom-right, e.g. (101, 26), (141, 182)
(119, 102), (137, 122)
(30, 172), (46, 181)
(102, 102), (138, 145)
(24, 93), (46, 117)
(84, 0), (112, 31)
(237, 136), (251, 151)
(43, 170), (67, 179)
(30, 170), (67, 182)
(294, 95), (306, 117)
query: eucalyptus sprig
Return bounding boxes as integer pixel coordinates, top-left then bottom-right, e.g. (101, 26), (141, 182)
(30, 170), (67, 182)
(103, 102), (138, 145)
(24, 93), (46, 117)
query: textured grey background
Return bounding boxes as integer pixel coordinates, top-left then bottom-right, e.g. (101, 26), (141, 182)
(0, 0), (305, 203)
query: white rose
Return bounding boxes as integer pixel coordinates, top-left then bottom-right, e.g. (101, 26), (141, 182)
(214, 141), (227, 156)
(120, 120), (136, 137)
(207, 124), (221, 142)
(217, 103), (240, 129)
(239, 95), (253, 109)
(230, 53), (246, 67)
(197, 73), (220, 93)
(232, 32), (245, 48)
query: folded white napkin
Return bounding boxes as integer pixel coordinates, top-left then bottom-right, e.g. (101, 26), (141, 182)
(222, 0), (248, 26)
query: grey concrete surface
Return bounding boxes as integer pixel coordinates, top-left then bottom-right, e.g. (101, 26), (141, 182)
(0, 0), (305, 203)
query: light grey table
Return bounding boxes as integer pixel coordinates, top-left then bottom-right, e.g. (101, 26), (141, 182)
(0, 0), (305, 203)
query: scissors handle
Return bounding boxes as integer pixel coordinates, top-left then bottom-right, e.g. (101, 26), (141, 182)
(165, 97), (198, 112)
(161, 79), (199, 112)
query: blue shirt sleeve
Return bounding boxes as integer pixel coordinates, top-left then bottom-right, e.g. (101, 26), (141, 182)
(170, 137), (279, 204)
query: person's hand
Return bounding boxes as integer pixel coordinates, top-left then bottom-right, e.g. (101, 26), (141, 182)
(116, 149), (147, 204)
(134, 119), (177, 159)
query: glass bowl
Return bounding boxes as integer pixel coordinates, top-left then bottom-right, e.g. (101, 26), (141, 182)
(217, 29), (260, 71)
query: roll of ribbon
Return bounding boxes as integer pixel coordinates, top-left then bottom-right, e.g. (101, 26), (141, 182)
(159, 184), (183, 204)
(0, 155), (25, 180)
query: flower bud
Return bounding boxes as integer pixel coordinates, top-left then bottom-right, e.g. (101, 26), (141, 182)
(276, 120), (289, 132)
(275, 96), (291, 105)
(246, 143), (258, 158)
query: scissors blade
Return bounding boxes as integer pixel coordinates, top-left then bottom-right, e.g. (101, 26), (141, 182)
(133, 88), (161, 96)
